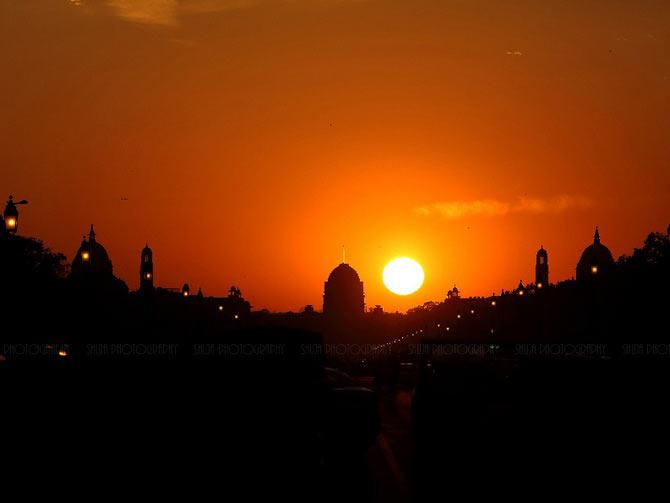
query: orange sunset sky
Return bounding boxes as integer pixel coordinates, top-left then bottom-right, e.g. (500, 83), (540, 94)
(1, 0), (669, 312)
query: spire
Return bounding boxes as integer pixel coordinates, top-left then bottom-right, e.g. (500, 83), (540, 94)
(342, 245), (346, 264)
(594, 226), (600, 244)
(89, 224), (96, 242)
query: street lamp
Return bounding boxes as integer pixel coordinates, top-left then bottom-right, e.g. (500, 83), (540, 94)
(3, 195), (28, 234)
(591, 265), (598, 274)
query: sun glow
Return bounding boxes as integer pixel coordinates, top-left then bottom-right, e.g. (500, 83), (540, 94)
(383, 258), (424, 296)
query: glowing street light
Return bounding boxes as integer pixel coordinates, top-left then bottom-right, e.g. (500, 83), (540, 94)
(491, 300), (497, 307)
(3, 195), (28, 235)
(591, 265), (598, 274)
(182, 283), (190, 297)
(81, 250), (90, 262)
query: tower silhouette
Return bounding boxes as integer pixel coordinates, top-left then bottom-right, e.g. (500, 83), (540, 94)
(140, 244), (154, 291)
(536, 246), (549, 287)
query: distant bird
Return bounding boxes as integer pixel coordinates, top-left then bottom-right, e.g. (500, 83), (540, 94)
(121, 197), (129, 201)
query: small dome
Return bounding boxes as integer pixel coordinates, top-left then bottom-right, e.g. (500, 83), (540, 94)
(327, 263), (361, 284)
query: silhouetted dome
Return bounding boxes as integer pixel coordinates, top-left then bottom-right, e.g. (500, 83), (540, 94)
(327, 263), (361, 284)
(577, 227), (615, 281)
(70, 225), (113, 278)
(536, 247), (548, 260)
(323, 262), (365, 316)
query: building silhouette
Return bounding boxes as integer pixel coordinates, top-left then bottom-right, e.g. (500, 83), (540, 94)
(323, 262), (365, 317)
(140, 244), (154, 292)
(536, 246), (549, 287)
(70, 225), (113, 279)
(446, 285), (460, 300)
(576, 226), (615, 281)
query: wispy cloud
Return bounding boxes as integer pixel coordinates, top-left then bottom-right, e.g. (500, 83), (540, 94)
(106, 0), (180, 26)
(98, 0), (363, 27)
(415, 195), (593, 220)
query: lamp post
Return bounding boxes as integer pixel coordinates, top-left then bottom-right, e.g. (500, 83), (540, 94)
(3, 195), (29, 235)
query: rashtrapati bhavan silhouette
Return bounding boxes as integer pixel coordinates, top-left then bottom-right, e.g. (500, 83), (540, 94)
(323, 262), (365, 317)
(576, 226), (615, 281)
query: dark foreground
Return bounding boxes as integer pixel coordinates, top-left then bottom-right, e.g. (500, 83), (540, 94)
(4, 336), (670, 500)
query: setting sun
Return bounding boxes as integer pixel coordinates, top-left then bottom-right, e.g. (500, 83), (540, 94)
(383, 258), (425, 296)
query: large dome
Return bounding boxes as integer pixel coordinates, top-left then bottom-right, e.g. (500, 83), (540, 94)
(576, 227), (615, 281)
(323, 262), (365, 316)
(327, 263), (361, 284)
(70, 225), (113, 278)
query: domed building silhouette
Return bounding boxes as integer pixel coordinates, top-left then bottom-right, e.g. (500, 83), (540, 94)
(68, 225), (127, 297)
(70, 225), (113, 278)
(576, 226), (615, 281)
(323, 262), (365, 317)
